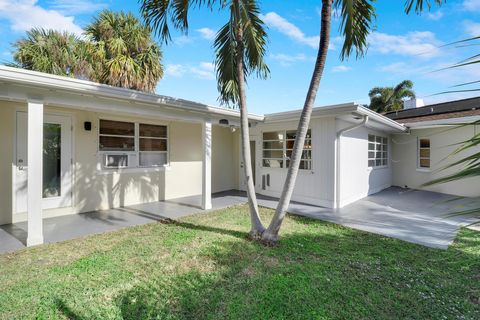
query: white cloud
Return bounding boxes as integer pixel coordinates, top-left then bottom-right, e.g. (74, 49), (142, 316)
(260, 12), (319, 48)
(332, 65), (351, 73)
(369, 31), (441, 58)
(47, 0), (107, 14)
(173, 35), (194, 46)
(165, 62), (215, 80)
(463, 20), (480, 37)
(270, 53), (307, 66)
(196, 27), (216, 40)
(191, 62), (215, 80)
(0, 0), (83, 36)
(425, 11), (443, 21)
(463, 0), (480, 11)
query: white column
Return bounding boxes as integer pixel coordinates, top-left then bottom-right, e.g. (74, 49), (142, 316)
(202, 120), (212, 210)
(27, 101), (44, 246)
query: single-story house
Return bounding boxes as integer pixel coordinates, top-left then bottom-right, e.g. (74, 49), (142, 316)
(0, 65), (479, 246)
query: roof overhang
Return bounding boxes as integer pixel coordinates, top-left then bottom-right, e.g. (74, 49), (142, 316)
(404, 115), (480, 129)
(0, 65), (264, 125)
(263, 103), (407, 133)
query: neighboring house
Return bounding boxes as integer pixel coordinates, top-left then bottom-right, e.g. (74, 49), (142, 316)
(385, 97), (480, 198)
(0, 66), (478, 246)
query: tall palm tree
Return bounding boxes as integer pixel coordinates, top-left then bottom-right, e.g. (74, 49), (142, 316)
(368, 80), (415, 113)
(85, 10), (163, 93)
(141, 0), (269, 238)
(11, 28), (92, 79)
(261, 0), (444, 243)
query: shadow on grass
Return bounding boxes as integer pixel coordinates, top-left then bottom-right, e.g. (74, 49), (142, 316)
(52, 218), (480, 319)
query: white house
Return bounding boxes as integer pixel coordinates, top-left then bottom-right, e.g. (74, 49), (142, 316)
(0, 66), (479, 246)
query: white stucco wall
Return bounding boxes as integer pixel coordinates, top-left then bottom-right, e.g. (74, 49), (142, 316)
(0, 101), (238, 224)
(337, 120), (392, 207)
(392, 125), (480, 197)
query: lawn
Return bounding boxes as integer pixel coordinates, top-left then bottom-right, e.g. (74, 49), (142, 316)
(0, 205), (479, 319)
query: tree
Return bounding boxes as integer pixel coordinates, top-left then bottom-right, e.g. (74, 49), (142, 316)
(261, 0), (444, 243)
(140, 0), (269, 237)
(368, 80), (415, 113)
(11, 28), (92, 79)
(85, 10), (164, 93)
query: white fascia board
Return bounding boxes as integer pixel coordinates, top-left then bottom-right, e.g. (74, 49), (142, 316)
(263, 103), (358, 123)
(356, 106), (408, 133)
(404, 115), (480, 129)
(0, 65), (264, 122)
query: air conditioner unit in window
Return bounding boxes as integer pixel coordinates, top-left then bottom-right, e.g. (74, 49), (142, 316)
(103, 154), (129, 169)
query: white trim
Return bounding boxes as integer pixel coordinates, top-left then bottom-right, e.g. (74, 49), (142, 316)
(405, 115), (480, 128)
(0, 65), (264, 121)
(202, 120), (212, 210)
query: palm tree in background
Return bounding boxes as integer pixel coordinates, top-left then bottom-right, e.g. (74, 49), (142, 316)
(141, 0), (269, 238)
(11, 11), (163, 93)
(368, 80), (416, 113)
(12, 28), (92, 79)
(85, 10), (163, 93)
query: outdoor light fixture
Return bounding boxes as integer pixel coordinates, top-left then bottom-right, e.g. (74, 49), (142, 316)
(84, 121), (92, 131)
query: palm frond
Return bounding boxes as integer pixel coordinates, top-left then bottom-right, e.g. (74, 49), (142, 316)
(404, 0), (445, 14)
(334, 0), (376, 60)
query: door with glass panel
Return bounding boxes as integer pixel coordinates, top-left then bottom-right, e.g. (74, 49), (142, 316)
(15, 112), (73, 213)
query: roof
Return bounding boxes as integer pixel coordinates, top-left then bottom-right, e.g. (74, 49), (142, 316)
(0, 65), (264, 122)
(384, 97), (480, 125)
(264, 103), (407, 133)
(0, 65), (407, 132)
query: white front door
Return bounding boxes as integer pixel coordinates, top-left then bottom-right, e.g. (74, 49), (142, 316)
(15, 112), (73, 213)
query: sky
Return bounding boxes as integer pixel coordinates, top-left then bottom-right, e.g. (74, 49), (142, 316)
(0, 0), (479, 114)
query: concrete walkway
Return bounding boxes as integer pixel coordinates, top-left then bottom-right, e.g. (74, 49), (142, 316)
(0, 191), (245, 254)
(1, 188), (478, 253)
(256, 187), (480, 249)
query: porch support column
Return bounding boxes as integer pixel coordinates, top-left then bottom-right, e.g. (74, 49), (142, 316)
(202, 119), (212, 210)
(26, 100), (44, 246)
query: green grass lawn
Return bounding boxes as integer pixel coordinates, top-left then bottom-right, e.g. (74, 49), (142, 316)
(0, 205), (479, 319)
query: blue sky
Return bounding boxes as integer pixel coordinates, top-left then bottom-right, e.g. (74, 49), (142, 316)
(1, 0), (479, 114)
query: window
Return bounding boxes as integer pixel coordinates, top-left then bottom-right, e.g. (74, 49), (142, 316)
(368, 134), (388, 167)
(98, 120), (168, 168)
(99, 120), (135, 151)
(262, 129), (312, 170)
(139, 123), (168, 167)
(418, 138), (430, 169)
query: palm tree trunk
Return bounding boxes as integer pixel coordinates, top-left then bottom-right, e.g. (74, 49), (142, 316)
(235, 9), (265, 238)
(262, 0), (332, 243)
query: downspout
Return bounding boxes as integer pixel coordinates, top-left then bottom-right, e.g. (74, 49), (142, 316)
(335, 115), (369, 209)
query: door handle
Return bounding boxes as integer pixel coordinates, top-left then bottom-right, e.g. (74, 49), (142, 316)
(18, 159), (25, 171)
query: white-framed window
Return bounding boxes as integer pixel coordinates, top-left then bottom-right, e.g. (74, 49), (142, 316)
(262, 129), (312, 170)
(368, 134), (388, 168)
(418, 138), (431, 169)
(98, 119), (168, 168)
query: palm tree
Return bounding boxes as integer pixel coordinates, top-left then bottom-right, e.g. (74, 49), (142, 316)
(85, 10), (163, 93)
(140, 0), (269, 238)
(11, 28), (91, 79)
(261, 0), (444, 243)
(368, 80), (415, 113)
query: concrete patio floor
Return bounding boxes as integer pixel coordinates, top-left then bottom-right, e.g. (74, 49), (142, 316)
(1, 187), (479, 254)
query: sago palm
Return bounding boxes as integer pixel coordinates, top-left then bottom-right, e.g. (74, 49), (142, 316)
(85, 10), (164, 93)
(368, 80), (415, 113)
(141, 0), (269, 237)
(262, 0), (444, 243)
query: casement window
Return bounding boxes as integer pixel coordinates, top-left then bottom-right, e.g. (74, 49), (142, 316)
(368, 134), (388, 168)
(418, 138), (431, 169)
(99, 119), (168, 168)
(262, 129), (312, 170)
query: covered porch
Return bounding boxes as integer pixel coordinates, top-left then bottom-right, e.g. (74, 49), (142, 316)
(0, 66), (255, 249)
